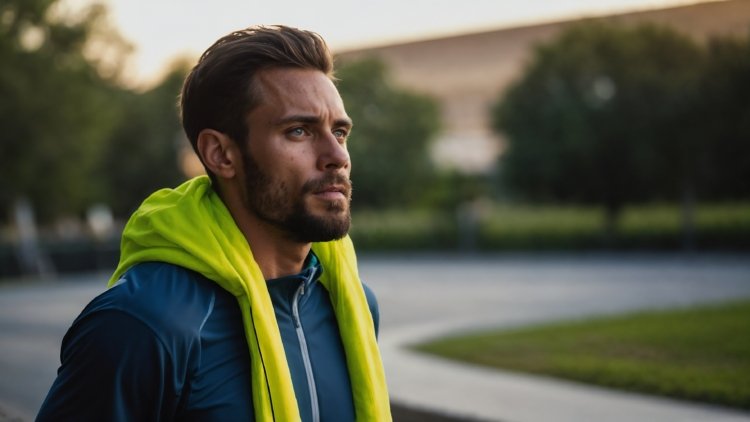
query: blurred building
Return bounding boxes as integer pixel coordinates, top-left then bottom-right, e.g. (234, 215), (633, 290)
(336, 0), (750, 173)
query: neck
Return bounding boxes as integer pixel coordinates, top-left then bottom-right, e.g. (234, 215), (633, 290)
(242, 218), (311, 280)
(218, 184), (310, 280)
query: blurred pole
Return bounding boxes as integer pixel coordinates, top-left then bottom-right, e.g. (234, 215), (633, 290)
(457, 199), (487, 252)
(87, 204), (116, 271)
(14, 198), (55, 278)
(681, 183), (696, 251)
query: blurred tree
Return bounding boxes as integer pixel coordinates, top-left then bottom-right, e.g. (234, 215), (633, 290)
(335, 58), (440, 209)
(0, 0), (125, 223)
(493, 22), (704, 242)
(699, 33), (750, 200)
(420, 170), (492, 212)
(96, 62), (190, 217)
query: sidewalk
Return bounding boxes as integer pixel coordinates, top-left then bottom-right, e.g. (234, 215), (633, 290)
(361, 254), (750, 422)
(0, 403), (26, 422)
(381, 321), (750, 422)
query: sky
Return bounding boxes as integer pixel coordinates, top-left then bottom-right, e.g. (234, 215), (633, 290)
(67, 0), (715, 87)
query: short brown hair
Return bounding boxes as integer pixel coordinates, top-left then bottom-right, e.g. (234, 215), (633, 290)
(180, 25), (334, 153)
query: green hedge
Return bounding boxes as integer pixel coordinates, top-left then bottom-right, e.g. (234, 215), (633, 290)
(2, 202), (749, 278)
(349, 209), (458, 251)
(350, 202), (750, 251)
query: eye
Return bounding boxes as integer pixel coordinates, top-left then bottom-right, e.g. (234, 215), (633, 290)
(287, 127), (308, 138)
(332, 128), (348, 141)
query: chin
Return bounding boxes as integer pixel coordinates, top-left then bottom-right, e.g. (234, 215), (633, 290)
(293, 217), (351, 243)
(283, 201), (351, 243)
(309, 196), (348, 213)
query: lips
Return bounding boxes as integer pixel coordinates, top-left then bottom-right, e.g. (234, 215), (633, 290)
(314, 185), (348, 200)
(305, 174), (352, 200)
(316, 185), (345, 194)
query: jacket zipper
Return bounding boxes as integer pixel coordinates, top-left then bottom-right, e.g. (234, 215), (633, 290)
(292, 273), (320, 422)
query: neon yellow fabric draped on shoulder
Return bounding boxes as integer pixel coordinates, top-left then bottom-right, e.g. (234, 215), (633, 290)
(108, 176), (391, 421)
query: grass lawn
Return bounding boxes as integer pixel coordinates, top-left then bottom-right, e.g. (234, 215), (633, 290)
(415, 300), (750, 410)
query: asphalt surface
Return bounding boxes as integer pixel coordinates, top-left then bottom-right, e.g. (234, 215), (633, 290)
(363, 252), (750, 422)
(1, 252), (750, 421)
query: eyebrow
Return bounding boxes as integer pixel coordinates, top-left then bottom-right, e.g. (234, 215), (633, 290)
(273, 114), (353, 128)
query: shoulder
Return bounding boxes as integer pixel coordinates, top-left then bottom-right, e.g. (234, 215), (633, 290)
(360, 282), (380, 335)
(360, 282), (379, 314)
(82, 262), (223, 343)
(39, 263), (225, 420)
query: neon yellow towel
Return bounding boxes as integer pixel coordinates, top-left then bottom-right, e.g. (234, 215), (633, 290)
(108, 176), (391, 421)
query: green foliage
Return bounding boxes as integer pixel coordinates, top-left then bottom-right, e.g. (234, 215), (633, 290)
(350, 209), (457, 250)
(419, 171), (493, 212)
(494, 22), (704, 218)
(335, 58), (440, 209)
(480, 202), (750, 250)
(479, 204), (604, 249)
(0, 0), (122, 221)
(96, 64), (189, 217)
(698, 34), (750, 199)
(416, 300), (750, 409)
(0, 0), (188, 222)
(348, 202), (750, 251)
(494, 21), (750, 247)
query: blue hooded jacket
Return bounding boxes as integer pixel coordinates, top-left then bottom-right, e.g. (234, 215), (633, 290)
(37, 255), (379, 421)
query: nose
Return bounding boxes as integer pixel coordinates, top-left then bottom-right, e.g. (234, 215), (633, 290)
(317, 132), (350, 172)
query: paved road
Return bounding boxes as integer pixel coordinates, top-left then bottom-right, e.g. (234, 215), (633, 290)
(361, 253), (750, 421)
(1, 253), (749, 421)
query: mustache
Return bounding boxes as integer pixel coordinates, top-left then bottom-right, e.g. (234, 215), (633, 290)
(302, 174), (352, 197)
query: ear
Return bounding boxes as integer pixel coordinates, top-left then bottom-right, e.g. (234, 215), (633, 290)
(196, 129), (240, 179)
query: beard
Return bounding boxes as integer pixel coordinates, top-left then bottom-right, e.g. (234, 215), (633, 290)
(241, 150), (352, 243)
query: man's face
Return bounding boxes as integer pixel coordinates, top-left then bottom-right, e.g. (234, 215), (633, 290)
(239, 67), (353, 243)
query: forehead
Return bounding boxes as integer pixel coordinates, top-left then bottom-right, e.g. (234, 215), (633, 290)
(252, 68), (346, 118)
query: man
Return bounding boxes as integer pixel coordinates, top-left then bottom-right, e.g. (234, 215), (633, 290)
(37, 25), (391, 421)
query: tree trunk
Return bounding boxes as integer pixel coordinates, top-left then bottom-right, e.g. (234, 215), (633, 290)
(681, 181), (696, 251)
(13, 198), (55, 278)
(602, 201), (620, 249)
